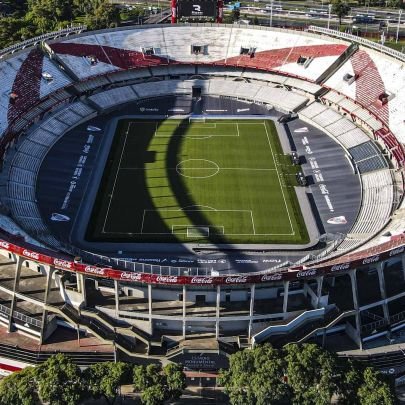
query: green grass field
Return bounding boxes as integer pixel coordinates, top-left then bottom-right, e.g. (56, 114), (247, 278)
(87, 118), (309, 244)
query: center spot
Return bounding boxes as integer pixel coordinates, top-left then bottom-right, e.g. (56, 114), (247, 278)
(176, 159), (219, 179)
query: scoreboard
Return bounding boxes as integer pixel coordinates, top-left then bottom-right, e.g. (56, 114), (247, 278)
(178, 0), (217, 18)
(172, 0), (223, 22)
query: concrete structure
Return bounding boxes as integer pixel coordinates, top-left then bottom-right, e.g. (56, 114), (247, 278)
(0, 24), (403, 370)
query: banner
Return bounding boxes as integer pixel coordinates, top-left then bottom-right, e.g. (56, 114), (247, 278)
(0, 238), (403, 286)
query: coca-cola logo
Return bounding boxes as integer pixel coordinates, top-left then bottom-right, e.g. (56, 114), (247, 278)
(0, 241), (10, 249)
(261, 273), (283, 282)
(156, 275), (178, 283)
(22, 249), (40, 260)
(120, 272), (142, 281)
(190, 277), (213, 284)
(85, 266), (106, 276)
(390, 246), (404, 257)
(362, 255), (380, 265)
(330, 263), (350, 272)
(225, 276), (248, 284)
(53, 258), (73, 269)
(296, 269), (317, 278)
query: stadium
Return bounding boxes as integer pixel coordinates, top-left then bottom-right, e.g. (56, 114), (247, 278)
(0, 17), (404, 375)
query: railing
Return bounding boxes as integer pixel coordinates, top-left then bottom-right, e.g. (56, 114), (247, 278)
(361, 310), (405, 334)
(308, 26), (405, 63)
(0, 26), (87, 58)
(251, 308), (326, 345)
(0, 303), (10, 317)
(0, 303), (42, 328)
(0, 342), (114, 366)
(71, 247), (214, 277)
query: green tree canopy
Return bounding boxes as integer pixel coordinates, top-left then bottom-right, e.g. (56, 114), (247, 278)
(0, 366), (38, 405)
(220, 343), (396, 405)
(0, 17), (28, 48)
(83, 361), (132, 404)
(133, 363), (187, 405)
(331, 0), (351, 27)
(219, 344), (291, 405)
(284, 343), (338, 405)
(357, 367), (395, 405)
(35, 353), (84, 405)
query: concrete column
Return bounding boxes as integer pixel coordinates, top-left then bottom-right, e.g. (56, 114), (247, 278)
(8, 255), (24, 332)
(316, 276), (324, 309)
(283, 281), (289, 313)
(376, 263), (389, 323)
(148, 284), (152, 326)
(215, 285), (221, 339)
(77, 274), (86, 306)
(182, 285), (186, 339)
(114, 280), (120, 317)
(349, 270), (362, 349)
(40, 266), (54, 344)
(248, 284), (255, 341)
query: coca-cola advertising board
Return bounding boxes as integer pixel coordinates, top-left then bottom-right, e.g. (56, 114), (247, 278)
(0, 237), (403, 286)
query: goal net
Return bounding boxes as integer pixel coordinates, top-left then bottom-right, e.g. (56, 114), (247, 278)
(187, 226), (209, 237)
(189, 117), (206, 123)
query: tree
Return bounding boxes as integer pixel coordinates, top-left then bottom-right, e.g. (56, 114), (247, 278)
(27, 0), (74, 32)
(0, 16), (27, 48)
(231, 9), (240, 22)
(357, 367), (395, 405)
(141, 384), (165, 405)
(133, 363), (187, 405)
(331, 0), (351, 27)
(0, 366), (38, 405)
(335, 359), (364, 405)
(85, 1), (120, 30)
(35, 353), (84, 405)
(284, 343), (338, 405)
(219, 344), (291, 405)
(83, 361), (132, 404)
(163, 363), (187, 402)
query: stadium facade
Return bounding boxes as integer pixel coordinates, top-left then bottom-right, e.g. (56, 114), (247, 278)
(0, 24), (404, 371)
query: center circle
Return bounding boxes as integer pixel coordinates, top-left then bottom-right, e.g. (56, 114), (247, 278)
(176, 159), (219, 179)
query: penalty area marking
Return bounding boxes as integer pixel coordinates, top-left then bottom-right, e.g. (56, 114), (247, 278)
(153, 122), (244, 138)
(139, 208), (261, 236)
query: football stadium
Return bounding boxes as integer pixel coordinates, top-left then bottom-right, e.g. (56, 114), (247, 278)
(0, 8), (404, 378)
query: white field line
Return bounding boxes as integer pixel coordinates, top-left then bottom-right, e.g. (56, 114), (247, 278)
(120, 167), (277, 171)
(104, 120), (295, 237)
(262, 121), (295, 235)
(250, 210), (256, 235)
(102, 122), (131, 233)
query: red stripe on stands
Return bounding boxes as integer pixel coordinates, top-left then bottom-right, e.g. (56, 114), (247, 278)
(49, 42), (167, 70)
(7, 49), (44, 124)
(49, 42), (348, 73)
(0, 362), (23, 372)
(350, 50), (389, 126)
(220, 44), (348, 70)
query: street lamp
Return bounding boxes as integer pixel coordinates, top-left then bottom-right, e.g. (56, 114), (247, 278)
(327, 4), (332, 30)
(396, 9), (403, 44)
(269, 0), (274, 28)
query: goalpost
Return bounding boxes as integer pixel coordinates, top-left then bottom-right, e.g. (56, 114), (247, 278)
(186, 226), (210, 238)
(189, 116), (206, 123)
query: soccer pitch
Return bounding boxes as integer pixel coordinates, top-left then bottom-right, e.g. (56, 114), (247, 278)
(87, 118), (309, 244)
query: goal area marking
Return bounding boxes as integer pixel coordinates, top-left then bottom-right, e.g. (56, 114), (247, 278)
(171, 225), (225, 238)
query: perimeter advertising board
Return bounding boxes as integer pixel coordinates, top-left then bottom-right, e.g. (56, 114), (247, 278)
(0, 238), (403, 286)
